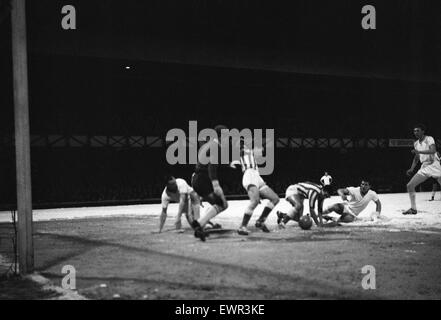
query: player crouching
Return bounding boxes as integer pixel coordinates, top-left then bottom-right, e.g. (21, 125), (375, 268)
(190, 125), (229, 241)
(277, 182), (328, 228)
(322, 180), (382, 223)
(159, 175), (201, 233)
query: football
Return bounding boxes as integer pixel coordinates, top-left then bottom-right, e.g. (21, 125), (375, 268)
(299, 215), (313, 230)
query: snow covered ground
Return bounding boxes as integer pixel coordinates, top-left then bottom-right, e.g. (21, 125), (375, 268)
(1, 192), (440, 233)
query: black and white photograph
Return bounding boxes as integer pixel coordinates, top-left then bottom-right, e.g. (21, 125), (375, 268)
(1, 0), (441, 305)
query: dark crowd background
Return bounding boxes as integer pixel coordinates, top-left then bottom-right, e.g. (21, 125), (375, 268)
(1, 0), (440, 207)
(0, 147), (434, 206)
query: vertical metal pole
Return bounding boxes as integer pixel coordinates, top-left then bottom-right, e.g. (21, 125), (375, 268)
(11, 0), (34, 274)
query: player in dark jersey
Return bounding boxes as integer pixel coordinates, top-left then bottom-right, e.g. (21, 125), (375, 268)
(277, 181), (329, 227)
(191, 125), (229, 241)
(231, 140), (279, 235)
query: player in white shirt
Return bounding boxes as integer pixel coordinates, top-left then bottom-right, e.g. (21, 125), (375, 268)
(320, 172), (333, 194)
(322, 180), (382, 223)
(403, 124), (441, 214)
(230, 140), (279, 235)
(159, 176), (201, 233)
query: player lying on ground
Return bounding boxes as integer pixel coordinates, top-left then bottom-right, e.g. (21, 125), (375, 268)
(322, 180), (381, 223)
(191, 125), (229, 241)
(159, 175), (201, 233)
(231, 140), (279, 235)
(277, 181), (329, 228)
(404, 124), (441, 214)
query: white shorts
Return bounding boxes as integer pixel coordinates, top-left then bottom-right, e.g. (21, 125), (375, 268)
(285, 185), (299, 199)
(342, 203), (356, 217)
(242, 169), (266, 191)
(417, 161), (441, 179)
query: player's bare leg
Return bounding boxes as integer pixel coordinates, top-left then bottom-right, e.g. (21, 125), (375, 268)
(322, 203), (345, 221)
(437, 177), (441, 199)
(277, 196), (303, 227)
(192, 192), (228, 241)
(174, 199), (187, 230)
(404, 173), (428, 214)
(321, 203), (356, 226)
(187, 193), (220, 229)
(255, 185), (279, 232)
(238, 185), (260, 235)
(158, 209), (167, 233)
(189, 191), (200, 222)
(430, 178), (441, 201)
(198, 195), (227, 227)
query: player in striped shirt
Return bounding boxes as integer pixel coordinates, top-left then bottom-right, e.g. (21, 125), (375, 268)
(231, 140), (279, 235)
(277, 181), (329, 227)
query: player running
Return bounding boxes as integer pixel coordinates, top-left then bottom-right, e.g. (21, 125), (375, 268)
(191, 125), (229, 241)
(321, 180), (382, 223)
(404, 124), (441, 214)
(158, 176), (201, 233)
(231, 140), (280, 236)
(277, 181), (329, 228)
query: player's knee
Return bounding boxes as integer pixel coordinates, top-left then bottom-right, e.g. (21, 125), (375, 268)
(336, 204), (345, 214)
(340, 214), (355, 223)
(249, 199), (259, 209)
(407, 182), (415, 192)
(218, 201), (228, 212)
(271, 196), (280, 206)
(326, 204), (342, 215)
(218, 199), (228, 211)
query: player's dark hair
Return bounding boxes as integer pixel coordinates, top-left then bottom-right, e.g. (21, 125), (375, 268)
(164, 175), (175, 185)
(414, 123), (426, 132)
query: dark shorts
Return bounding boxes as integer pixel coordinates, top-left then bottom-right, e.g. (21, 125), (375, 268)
(323, 184), (333, 195)
(191, 172), (224, 207)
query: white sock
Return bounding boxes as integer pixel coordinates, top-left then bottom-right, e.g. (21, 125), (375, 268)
(409, 192), (416, 210)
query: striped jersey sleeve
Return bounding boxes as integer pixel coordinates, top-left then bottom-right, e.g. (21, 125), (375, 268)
(296, 182), (324, 208)
(239, 148), (258, 172)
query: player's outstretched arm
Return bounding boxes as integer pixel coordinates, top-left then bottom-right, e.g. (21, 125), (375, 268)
(175, 193), (187, 229)
(309, 207), (320, 227)
(370, 199), (382, 221)
(230, 160), (241, 169)
(317, 197), (325, 226)
(159, 207), (167, 233)
(374, 199), (382, 215)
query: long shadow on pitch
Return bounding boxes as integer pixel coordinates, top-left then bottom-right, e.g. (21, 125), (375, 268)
(33, 231), (382, 300)
(244, 236), (351, 243)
